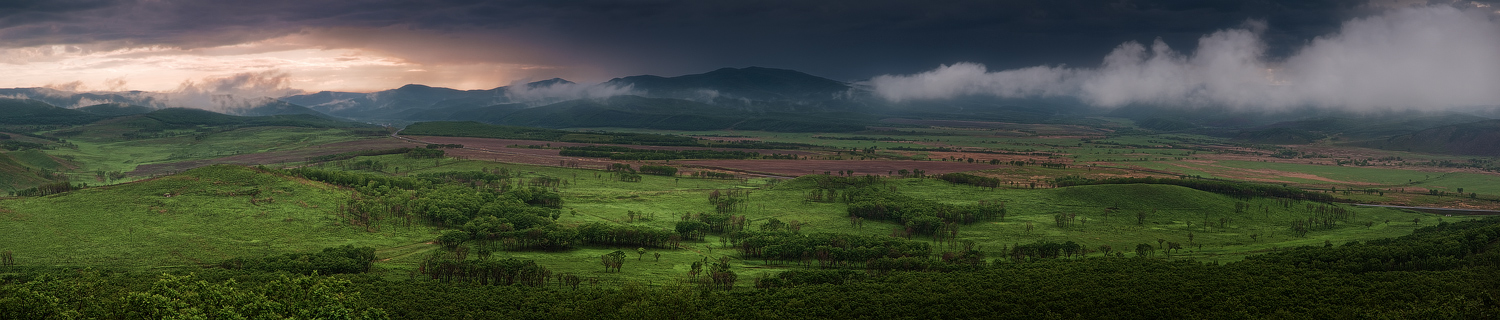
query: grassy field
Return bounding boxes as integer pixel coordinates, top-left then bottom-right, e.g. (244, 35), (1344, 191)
(338, 156), (1448, 284)
(2, 119), (1492, 287)
(0, 165), (439, 268)
(48, 127), (372, 178)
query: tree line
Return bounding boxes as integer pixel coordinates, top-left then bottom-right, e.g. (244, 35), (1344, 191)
(559, 146), (759, 160)
(1052, 176), (1339, 202)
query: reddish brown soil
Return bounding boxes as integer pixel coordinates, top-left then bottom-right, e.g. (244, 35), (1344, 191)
(130, 138), (417, 176)
(408, 136), (818, 156)
(675, 159), (999, 177)
(878, 118), (1111, 136)
(690, 136), (763, 142)
(917, 151), (1061, 164)
(441, 146), (618, 170)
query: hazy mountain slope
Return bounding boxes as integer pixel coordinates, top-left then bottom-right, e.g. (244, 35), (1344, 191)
(141, 108), (368, 128)
(606, 66), (851, 101)
(1356, 119), (1500, 156)
(76, 103), (153, 117)
(0, 98), (106, 125)
(280, 84), (503, 119)
(493, 96), (868, 132)
(1233, 113), (1493, 144)
(225, 99), (327, 117)
(398, 103), (529, 122)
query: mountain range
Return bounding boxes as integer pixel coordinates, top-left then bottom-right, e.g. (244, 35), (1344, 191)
(1, 66), (1498, 142)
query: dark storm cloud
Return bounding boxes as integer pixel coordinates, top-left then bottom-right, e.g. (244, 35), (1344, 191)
(0, 0), (1463, 81)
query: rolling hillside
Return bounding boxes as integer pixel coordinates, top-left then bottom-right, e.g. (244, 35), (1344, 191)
(1357, 119), (1500, 156)
(76, 103), (153, 116)
(605, 66), (852, 101)
(0, 98), (106, 125)
(0, 164), (437, 267)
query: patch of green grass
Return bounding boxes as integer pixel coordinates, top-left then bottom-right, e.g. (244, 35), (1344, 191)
(7, 149), (68, 171)
(0, 149), (1455, 286)
(0, 152), (52, 190)
(0, 164), (438, 268)
(898, 179), (1440, 260)
(48, 127), (371, 174)
(1211, 160), (1440, 185)
(1409, 172), (1500, 195)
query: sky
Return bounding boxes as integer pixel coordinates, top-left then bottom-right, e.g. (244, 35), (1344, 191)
(0, 0), (1496, 106)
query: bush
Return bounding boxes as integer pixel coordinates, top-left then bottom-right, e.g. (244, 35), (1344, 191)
(639, 165), (678, 176)
(219, 245), (377, 274)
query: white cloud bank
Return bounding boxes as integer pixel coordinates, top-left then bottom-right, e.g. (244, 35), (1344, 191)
(503, 79), (637, 106)
(869, 6), (1500, 111)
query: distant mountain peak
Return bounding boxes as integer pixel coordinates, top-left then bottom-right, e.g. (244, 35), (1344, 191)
(525, 78), (574, 88)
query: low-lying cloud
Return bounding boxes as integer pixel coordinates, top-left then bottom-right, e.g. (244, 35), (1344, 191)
(12, 71), (308, 113)
(163, 70), (305, 112)
(869, 6), (1500, 111)
(503, 79), (636, 106)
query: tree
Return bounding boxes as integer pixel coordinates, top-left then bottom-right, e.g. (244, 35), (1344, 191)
(123, 273), (388, 320)
(602, 251), (627, 272)
(709, 257), (737, 290)
(1136, 244), (1154, 257)
(654, 252), (661, 262)
(1098, 245), (1113, 257)
(637, 248), (647, 261)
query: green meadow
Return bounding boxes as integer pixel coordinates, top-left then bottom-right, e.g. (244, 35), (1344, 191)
(333, 156), (1443, 282)
(0, 165), (438, 268)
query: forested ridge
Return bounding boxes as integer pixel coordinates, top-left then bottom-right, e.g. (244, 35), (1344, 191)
(5, 216), (1497, 319)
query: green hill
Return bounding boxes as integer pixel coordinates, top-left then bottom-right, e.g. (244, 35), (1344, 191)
(496, 96), (742, 130)
(0, 152), (55, 192)
(1137, 118), (1199, 132)
(402, 121), (701, 146)
(398, 103), (528, 121)
(144, 108), (366, 128)
(75, 103), (154, 117)
(229, 98), (329, 117)
(1234, 127), (1327, 144)
(0, 98), (105, 125)
(0, 164), (437, 267)
(1356, 119), (1500, 156)
(605, 66), (852, 101)
(496, 95), (867, 132)
(1051, 183), (1233, 211)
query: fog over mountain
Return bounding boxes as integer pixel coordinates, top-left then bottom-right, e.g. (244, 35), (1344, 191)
(870, 6), (1500, 111)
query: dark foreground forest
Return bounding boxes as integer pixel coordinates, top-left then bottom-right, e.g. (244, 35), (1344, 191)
(4, 217), (1498, 319)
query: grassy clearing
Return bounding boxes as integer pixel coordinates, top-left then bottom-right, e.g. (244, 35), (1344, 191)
(378, 157), (1443, 282)
(0, 165), (438, 268)
(1405, 172), (1500, 195)
(1210, 160), (1437, 185)
(897, 179), (1440, 260)
(0, 152), (52, 190)
(48, 127), (371, 175)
